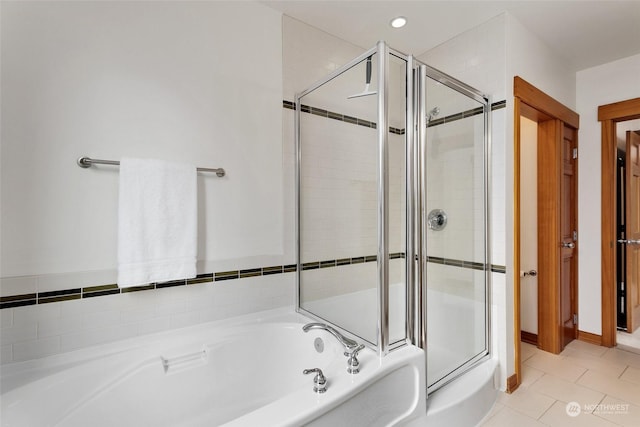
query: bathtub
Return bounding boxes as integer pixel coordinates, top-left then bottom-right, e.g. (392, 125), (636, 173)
(0, 308), (426, 427)
(303, 283), (498, 427)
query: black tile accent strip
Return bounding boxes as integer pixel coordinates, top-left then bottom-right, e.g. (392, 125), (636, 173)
(39, 294), (81, 304)
(83, 289), (120, 299)
(283, 100), (404, 135)
(284, 264), (297, 273)
(491, 265), (507, 273)
(302, 262), (320, 271)
(83, 284), (119, 293)
(38, 288), (81, 299)
(262, 266), (283, 275)
(491, 100), (506, 110)
(239, 268), (262, 278)
(156, 279), (187, 289)
(320, 260), (336, 268)
(38, 288), (82, 304)
(0, 254), (505, 309)
(0, 293), (37, 310)
(285, 99), (506, 134)
(121, 284), (155, 293)
(426, 100), (505, 128)
(426, 256), (506, 274)
(187, 274), (214, 285)
(0, 293), (37, 303)
(82, 284), (120, 299)
(215, 271), (239, 281)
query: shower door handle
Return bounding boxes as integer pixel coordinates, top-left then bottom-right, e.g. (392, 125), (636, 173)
(561, 242), (575, 249)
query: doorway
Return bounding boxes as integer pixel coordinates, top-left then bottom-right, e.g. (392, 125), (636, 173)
(513, 77), (579, 390)
(599, 97), (640, 349)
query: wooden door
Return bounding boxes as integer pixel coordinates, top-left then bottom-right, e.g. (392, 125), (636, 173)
(625, 130), (640, 332)
(538, 118), (578, 354)
(560, 124), (578, 348)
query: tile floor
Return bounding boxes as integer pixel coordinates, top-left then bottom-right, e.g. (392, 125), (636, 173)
(480, 340), (640, 426)
(617, 327), (640, 353)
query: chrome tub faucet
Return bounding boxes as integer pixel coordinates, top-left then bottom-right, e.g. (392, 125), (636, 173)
(302, 322), (359, 351)
(302, 322), (365, 374)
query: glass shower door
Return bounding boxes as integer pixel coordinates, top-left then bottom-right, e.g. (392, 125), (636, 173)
(422, 67), (490, 393)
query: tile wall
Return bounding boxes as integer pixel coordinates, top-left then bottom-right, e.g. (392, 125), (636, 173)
(0, 1), (290, 364)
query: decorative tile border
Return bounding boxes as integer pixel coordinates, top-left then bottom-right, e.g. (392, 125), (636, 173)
(0, 267), (294, 310)
(284, 99), (506, 132)
(0, 254), (506, 310)
(283, 100), (405, 135)
(301, 252), (404, 271)
(427, 256), (506, 273)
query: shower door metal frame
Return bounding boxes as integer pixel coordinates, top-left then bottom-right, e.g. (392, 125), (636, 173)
(415, 60), (493, 395)
(295, 42), (413, 357)
(294, 43), (492, 383)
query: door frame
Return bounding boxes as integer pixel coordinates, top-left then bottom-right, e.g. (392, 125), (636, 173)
(513, 76), (579, 390)
(599, 97), (640, 347)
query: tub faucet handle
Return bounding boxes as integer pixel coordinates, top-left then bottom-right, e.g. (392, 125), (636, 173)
(344, 344), (365, 374)
(303, 368), (327, 393)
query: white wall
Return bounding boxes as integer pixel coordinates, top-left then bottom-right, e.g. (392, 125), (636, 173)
(0, 1), (294, 364)
(576, 53), (640, 335)
(1, 1), (284, 283)
(505, 15), (576, 110)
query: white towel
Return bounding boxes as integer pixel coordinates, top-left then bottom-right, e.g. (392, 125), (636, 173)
(117, 158), (197, 288)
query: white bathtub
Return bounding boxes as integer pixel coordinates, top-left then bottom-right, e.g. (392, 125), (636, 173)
(0, 308), (425, 427)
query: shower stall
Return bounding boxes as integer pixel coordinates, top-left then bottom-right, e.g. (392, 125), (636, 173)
(295, 41), (491, 395)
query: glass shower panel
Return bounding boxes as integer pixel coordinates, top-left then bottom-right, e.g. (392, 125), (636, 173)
(298, 54), (380, 345)
(387, 53), (408, 346)
(424, 75), (488, 391)
(297, 49), (409, 349)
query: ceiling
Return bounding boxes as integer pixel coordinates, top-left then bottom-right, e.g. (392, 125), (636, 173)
(263, 0), (640, 72)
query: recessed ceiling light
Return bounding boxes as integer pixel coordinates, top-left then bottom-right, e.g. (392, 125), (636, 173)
(390, 16), (407, 29)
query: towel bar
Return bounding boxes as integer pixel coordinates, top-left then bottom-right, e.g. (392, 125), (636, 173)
(77, 156), (225, 177)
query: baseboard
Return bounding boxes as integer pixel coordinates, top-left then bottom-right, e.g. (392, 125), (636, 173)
(578, 330), (603, 346)
(506, 373), (519, 394)
(521, 330), (538, 346)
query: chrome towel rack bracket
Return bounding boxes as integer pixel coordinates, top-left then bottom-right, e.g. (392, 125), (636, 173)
(77, 156), (225, 177)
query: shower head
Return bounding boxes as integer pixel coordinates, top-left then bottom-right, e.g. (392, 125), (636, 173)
(428, 106), (440, 121)
(347, 56), (377, 99)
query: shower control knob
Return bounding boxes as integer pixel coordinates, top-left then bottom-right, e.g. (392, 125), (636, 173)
(427, 209), (448, 231)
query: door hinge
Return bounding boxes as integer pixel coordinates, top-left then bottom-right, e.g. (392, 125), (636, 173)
(572, 148), (578, 159)
(573, 313), (578, 325)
